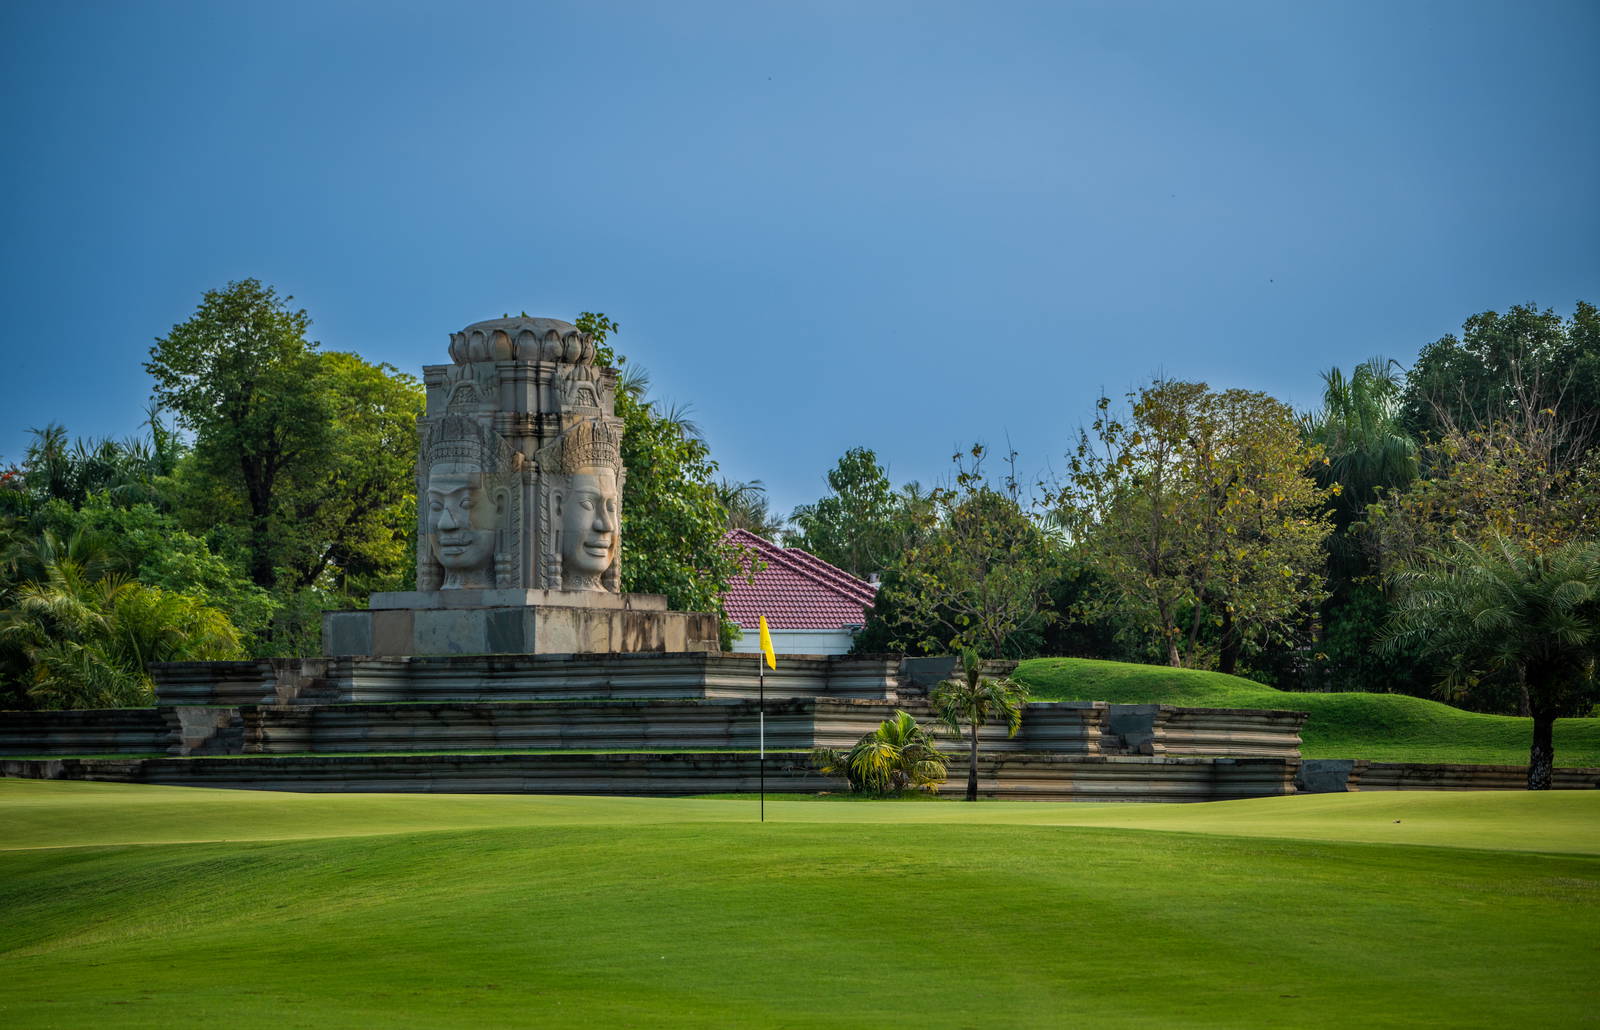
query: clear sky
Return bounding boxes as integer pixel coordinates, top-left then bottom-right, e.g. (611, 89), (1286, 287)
(2, 0), (1595, 518)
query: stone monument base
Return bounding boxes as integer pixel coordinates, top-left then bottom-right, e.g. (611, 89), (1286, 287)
(322, 589), (718, 657)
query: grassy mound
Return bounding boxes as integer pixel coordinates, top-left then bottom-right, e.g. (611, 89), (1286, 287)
(1015, 657), (1600, 767)
(2, 780), (1597, 1028)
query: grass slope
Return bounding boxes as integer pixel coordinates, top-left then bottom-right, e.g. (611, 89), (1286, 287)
(2, 780), (1598, 1029)
(1016, 657), (1600, 767)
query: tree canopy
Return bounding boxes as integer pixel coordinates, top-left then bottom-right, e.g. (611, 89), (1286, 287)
(1383, 535), (1600, 788)
(146, 280), (424, 602)
(1061, 380), (1333, 671)
(786, 447), (902, 578)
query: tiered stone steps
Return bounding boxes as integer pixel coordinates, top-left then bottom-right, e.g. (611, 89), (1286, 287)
(1, 651), (1315, 800)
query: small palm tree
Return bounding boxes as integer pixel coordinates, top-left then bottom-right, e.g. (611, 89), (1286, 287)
(930, 650), (1028, 801)
(1382, 536), (1600, 789)
(717, 479), (785, 539)
(0, 558), (242, 709)
(813, 710), (948, 794)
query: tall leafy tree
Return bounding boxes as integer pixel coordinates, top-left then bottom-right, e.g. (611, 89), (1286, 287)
(1362, 406), (1600, 574)
(930, 649), (1027, 802)
(277, 352), (422, 594)
(1063, 381), (1333, 671)
(1401, 301), (1599, 453)
(146, 280), (329, 589)
(787, 447), (900, 577)
(1302, 358), (1418, 540)
(1300, 358), (1423, 692)
(147, 281), (423, 599)
(869, 446), (1058, 658)
(1383, 536), (1600, 789)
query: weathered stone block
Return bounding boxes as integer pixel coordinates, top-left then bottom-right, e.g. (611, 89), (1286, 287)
(324, 611), (373, 657)
(371, 609), (414, 656)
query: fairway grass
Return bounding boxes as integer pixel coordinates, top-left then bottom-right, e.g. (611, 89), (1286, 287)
(1017, 657), (1600, 767)
(3, 780), (1597, 1028)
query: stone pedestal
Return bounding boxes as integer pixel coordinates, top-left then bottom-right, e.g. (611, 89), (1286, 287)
(322, 590), (718, 657)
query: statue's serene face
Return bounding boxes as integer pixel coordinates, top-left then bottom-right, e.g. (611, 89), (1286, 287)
(561, 468), (619, 585)
(427, 461), (496, 588)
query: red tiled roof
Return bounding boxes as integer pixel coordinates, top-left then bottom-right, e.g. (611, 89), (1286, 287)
(721, 528), (878, 630)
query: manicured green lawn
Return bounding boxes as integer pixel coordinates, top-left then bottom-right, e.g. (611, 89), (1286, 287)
(3, 780), (1597, 1028)
(1016, 657), (1600, 766)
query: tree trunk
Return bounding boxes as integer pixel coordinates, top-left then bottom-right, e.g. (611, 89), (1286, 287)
(1527, 711), (1555, 790)
(966, 727), (979, 802)
(1218, 607), (1239, 675)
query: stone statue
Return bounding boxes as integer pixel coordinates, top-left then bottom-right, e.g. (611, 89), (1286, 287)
(324, 314), (721, 656)
(539, 416), (623, 591)
(414, 316), (626, 595)
(420, 416), (519, 589)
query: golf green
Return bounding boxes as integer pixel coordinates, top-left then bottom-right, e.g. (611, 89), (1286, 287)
(2, 780), (1596, 1028)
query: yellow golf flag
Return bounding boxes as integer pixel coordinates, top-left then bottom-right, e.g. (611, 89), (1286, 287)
(758, 616), (776, 670)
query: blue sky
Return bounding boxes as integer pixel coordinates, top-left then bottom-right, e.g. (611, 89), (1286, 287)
(2, 0), (1595, 518)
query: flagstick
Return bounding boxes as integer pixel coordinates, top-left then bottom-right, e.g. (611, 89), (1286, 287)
(758, 654), (765, 823)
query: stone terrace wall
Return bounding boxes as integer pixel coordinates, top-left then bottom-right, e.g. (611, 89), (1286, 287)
(1106, 704), (1305, 758)
(0, 751), (831, 795)
(0, 709), (173, 756)
(1, 751), (1298, 801)
(1298, 759), (1600, 792)
(151, 652), (904, 706)
(946, 754), (1299, 802)
(242, 698), (911, 754)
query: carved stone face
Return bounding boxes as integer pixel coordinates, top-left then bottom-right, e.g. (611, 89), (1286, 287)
(561, 468), (618, 587)
(427, 461), (496, 588)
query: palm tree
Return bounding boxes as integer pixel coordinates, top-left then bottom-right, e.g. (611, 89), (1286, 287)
(717, 479), (785, 539)
(1382, 536), (1600, 788)
(1302, 358), (1419, 517)
(930, 650), (1028, 801)
(813, 710), (948, 794)
(0, 557), (242, 709)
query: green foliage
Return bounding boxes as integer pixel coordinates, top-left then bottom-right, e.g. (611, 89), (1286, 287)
(869, 446), (1058, 657)
(1383, 535), (1600, 787)
(1401, 301), (1600, 451)
(0, 559), (241, 709)
(32, 496), (277, 644)
(930, 648), (1028, 800)
(147, 280), (423, 599)
(1362, 410), (1600, 574)
(717, 479), (785, 539)
(786, 447), (901, 577)
(812, 709), (948, 794)
(1062, 380), (1333, 672)
(146, 279), (329, 589)
(2, 417), (181, 515)
(1302, 358), (1419, 526)
(575, 313), (741, 643)
(1016, 656), (1600, 767)
(1310, 581), (1431, 698)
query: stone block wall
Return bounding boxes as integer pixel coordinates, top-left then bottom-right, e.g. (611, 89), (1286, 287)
(0, 709), (173, 756)
(241, 698), (913, 754)
(0, 750), (1299, 801)
(1297, 759), (1600, 792)
(1105, 704), (1305, 758)
(152, 652), (907, 706)
(945, 754), (1300, 802)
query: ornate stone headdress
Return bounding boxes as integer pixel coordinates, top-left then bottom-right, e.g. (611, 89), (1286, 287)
(535, 417), (623, 476)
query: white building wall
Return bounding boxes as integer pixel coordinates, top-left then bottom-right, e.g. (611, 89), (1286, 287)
(728, 626), (858, 656)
